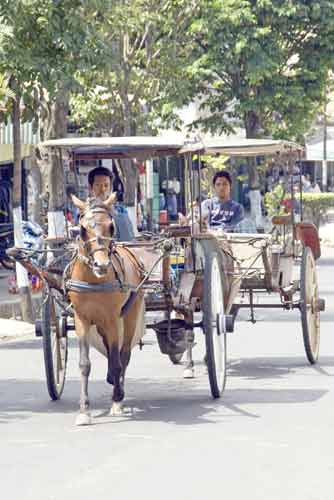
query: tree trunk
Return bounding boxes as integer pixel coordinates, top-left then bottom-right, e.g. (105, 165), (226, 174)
(12, 95), (33, 322)
(27, 154), (42, 225)
(41, 90), (68, 240)
(245, 111), (263, 229)
(119, 101), (139, 235)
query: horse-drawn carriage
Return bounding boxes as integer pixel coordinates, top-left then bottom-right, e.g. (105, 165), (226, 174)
(7, 136), (325, 424)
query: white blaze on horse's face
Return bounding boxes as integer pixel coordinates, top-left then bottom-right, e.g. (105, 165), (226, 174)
(87, 212), (112, 276)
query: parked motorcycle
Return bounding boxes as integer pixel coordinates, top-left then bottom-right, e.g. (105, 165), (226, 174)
(0, 221), (45, 270)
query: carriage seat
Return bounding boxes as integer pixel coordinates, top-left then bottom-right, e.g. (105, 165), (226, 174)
(118, 241), (164, 282)
(221, 232), (273, 271)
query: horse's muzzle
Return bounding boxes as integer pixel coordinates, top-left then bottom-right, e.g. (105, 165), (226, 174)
(93, 263), (109, 277)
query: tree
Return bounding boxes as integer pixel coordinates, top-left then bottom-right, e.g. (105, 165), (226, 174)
(70, 0), (199, 229)
(0, 1), (105, 318)
(0, 19), (33, 320)
(187, 0), (334, 224)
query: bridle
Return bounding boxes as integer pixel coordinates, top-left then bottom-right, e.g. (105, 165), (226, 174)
(66, 197), (141, 310)
(78, 203), (115, 271)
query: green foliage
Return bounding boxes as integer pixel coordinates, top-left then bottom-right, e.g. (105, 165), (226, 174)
(69, 0), (199, 135)
(198, 154), (229, 195)
(0, 0), (104, 128)
(265, 190), (334, 226)
(187, 0), (334, 141)
(302, 192), (334, 227)
(264, 184), (286, 217)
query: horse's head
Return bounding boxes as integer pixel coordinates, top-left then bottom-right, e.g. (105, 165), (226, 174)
(72, 193), (117, 277)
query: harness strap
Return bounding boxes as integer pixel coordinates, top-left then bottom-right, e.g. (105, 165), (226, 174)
(109, 250), (125, 286)
(66, 278), (135, 293)
(116, 245), (147, 278)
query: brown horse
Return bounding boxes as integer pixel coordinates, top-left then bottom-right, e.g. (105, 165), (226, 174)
(68, 194), (145, 425)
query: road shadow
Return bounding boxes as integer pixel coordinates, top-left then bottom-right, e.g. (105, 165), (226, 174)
(0, 365), (328, 426)
(227, 355), (334, 380)
(0, 336), (78, 350)
(318, 257), (334, 266)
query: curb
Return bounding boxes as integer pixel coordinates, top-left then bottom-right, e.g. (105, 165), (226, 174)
(0, 295), (42, 321)
(0, 318), (35, 342)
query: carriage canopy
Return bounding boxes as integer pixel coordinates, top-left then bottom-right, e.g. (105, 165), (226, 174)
(39, 136), (304, 161)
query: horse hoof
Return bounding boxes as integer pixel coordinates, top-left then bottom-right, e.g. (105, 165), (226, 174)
(110, 402), (123, 416)
(75, 413), (92, 426)
(183, 367), (195, 379)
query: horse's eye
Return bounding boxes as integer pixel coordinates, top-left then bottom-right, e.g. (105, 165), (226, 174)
(109, 223), (114, 237)
(80, 225), (87, 239)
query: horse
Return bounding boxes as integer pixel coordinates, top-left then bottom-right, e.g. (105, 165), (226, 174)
(68, 194), (145, 425)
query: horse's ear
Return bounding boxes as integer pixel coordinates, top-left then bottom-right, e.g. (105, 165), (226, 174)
(71, 194), (86, 212)
(103, 192), (117, 209)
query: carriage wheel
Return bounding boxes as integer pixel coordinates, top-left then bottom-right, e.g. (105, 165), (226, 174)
(41, 289), (68, 400)
(300, 246), (320, 364)
(203, 252), (227, 398)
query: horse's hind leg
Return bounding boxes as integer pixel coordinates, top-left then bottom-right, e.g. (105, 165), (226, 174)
(75, 321), (92, 426)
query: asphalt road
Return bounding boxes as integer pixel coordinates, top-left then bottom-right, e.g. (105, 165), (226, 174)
(1, 249), (334, 500)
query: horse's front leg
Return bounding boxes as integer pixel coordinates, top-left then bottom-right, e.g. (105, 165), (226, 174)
(75, 317), (92, 426)
(107, 343), (124, 416)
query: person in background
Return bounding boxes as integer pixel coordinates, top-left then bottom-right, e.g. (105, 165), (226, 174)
(136, 182), (145, 231)
(66, 185), (80, 224)
(162, 177), (180, 221)
(281, 184), (301, 215)
(86, 166), (135, 241)
(178, 171), (245, 231)
(88, 166), (113, 201)
(301, 174), (312, 192)
(159, 192), (166, 210)
(201, 171), (244, 230)
(310, 181), (321, 193)
(112, 164), (124, 202)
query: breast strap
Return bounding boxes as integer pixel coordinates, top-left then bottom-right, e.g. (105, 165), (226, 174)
(66, 278), (135, 293)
